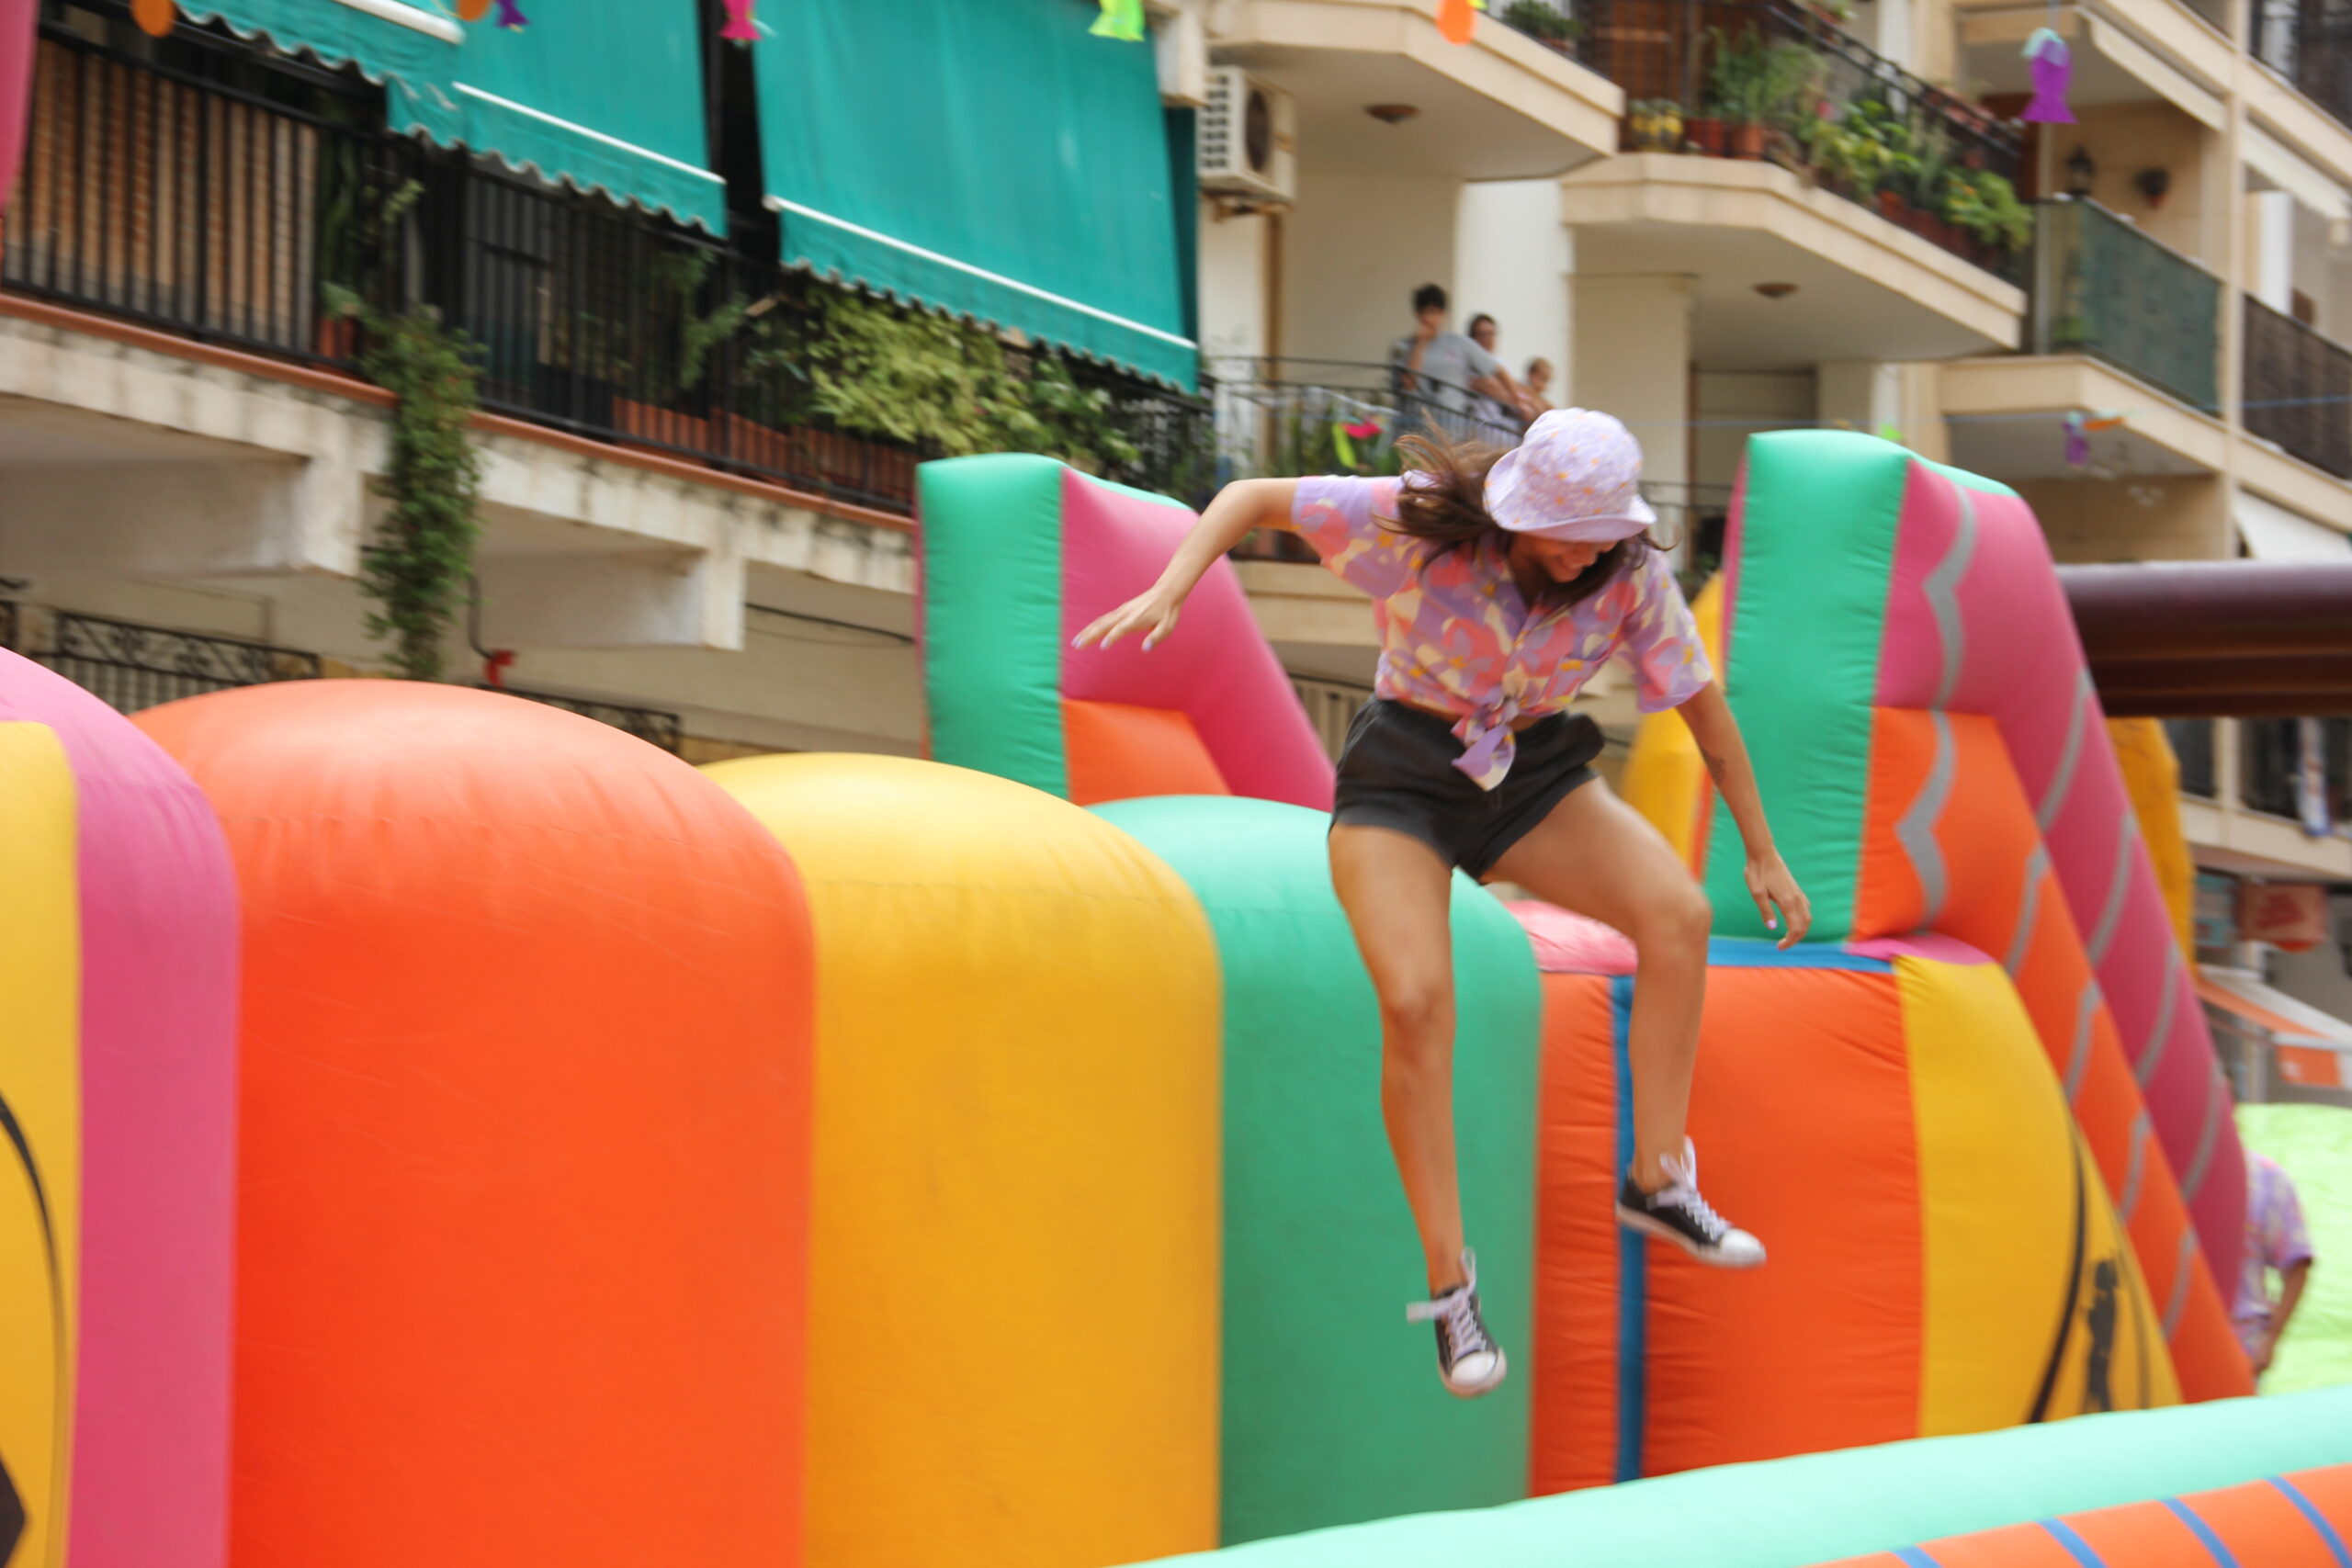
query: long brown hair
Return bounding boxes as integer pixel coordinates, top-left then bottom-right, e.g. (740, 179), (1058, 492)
(1383, 429), (1656, 608)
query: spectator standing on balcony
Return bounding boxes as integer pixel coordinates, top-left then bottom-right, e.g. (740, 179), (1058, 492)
(2240, 1148), (2315, 1382)
(1390, 285), (1530, 442)
(1076, 409), (1808, 1402)
(1521, 357), (1556, 418)
(1464, 314), (1521, 435)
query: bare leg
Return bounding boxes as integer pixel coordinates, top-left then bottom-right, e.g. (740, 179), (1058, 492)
(1486, 779), (1713, 1191)
(1329, 823), (1466, 1292)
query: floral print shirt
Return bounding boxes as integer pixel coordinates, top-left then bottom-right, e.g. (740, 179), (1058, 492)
(2238, 1152), (2314, 1360)
(1293, 475), (1713, 789)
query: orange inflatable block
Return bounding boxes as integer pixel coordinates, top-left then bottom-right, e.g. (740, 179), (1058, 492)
(1063, 698), (1230, 805)
(138, 683), (815, 1568)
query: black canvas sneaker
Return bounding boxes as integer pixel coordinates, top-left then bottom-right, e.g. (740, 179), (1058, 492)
(1615, 1139), (1767, 1268)
(1406, 1248), (1508, 1399)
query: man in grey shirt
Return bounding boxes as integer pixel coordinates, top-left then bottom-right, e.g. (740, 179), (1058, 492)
(1389, 284), (1530, 445)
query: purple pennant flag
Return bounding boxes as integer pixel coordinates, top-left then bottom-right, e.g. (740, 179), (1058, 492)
(492, 0), (526, 28)
(2064, 412), (2088, 468)
(2023, 28), (2074, 124)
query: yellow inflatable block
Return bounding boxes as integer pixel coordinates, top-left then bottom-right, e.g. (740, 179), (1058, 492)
(704, 753), (1222, 1568)
(1622, 576), (1723, 869)
(2106, 718), (2196, 961)
(0, 723), (80, 1568)
(1898, 954), (2177, 1435)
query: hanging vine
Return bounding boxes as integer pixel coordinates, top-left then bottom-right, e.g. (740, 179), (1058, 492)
(329, 286), (486, 681)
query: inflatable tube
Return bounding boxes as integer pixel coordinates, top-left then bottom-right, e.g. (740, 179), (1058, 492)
(1093, 795), (1540, 1546)
(1821, 1463), (2352, 1566)
(1117, 1386), (2352, 1568)
(138, 682), (814, 1568)
(918, 454), (1334, 808)
(0, 652), (239, 1568)
(707, 754), (1222, 1568)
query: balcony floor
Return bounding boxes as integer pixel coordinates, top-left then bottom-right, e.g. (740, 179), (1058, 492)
(1561, 153), (2027, 370)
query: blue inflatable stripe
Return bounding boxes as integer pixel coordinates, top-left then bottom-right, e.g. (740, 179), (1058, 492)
(1893, 1549), (1944, 1568)
(2039, 1518), (2111, 1567)
(1611, 973), (1645, 1485)
(2271, 1476), (2352, 1568)
(1704, 938), (1891, 971)
(2163, 1498), (2242, 1568)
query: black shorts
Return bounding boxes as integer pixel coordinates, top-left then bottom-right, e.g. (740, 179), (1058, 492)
(1330, 699), (1604, 881)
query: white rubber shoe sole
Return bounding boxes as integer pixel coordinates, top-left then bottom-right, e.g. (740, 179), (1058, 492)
(1615, 1204), (1769, 1269)
(1442, 1347), (1509, 1400)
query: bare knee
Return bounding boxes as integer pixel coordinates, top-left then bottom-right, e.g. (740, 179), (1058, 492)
(1628, 882), (1712, 964)
(1377, 977), (1454, 1059)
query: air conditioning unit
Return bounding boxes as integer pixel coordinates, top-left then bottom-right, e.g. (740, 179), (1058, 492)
(1199, 68), (1296, 205)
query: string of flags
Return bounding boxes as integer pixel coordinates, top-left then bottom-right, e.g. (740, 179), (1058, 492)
(2064, 411), (2127, 467)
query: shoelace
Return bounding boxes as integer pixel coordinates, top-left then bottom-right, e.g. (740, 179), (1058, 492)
(1657, 1145), (1729, 1242)
(1407, 1251), (1495, 1357)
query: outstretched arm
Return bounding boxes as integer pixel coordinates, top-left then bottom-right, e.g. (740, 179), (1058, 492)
(1677, 681), (1812, 948)
(1073, 478), (1300, 651)
(2257, 1258), (2312, 1376)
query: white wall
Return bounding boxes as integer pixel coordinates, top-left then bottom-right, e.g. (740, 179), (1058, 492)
(1573, 275), (1692, 490)
(1279, 168), (1461, 367)
(1196, 202), (1272, 363)
(1453, 179), (1572, 392)
(1693, 371), (1814, 491)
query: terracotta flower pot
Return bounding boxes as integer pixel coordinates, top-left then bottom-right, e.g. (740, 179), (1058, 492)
(1688, 117), (1727, 156)
(1729, 122), (1768, 160)
(1876, 189), (1908, 223)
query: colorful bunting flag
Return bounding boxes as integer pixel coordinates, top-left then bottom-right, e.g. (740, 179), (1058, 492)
(1091, 0), (1147, 40)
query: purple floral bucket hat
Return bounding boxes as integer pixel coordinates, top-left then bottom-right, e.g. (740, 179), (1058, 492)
(1484, 408), (1656, 543)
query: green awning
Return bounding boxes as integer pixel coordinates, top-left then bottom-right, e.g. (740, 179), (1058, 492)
(185, 0), (726, 232)
(752, 0), (1196, 388)
(450, 0), (724, 231)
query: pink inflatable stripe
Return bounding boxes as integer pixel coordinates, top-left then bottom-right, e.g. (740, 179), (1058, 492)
(1057, 468), (1335, 809)
(0, 652), (238, 1568)
(1872, 468), (2244, 1296)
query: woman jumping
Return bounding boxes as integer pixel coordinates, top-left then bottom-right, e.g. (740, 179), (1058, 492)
(1077, 409), (1811, 1399)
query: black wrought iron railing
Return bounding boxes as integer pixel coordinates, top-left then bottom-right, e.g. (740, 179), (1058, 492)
(2244, 294), (2352, 479)
(1569, 0), (2027, 276)
(27, 608), (321, 713)
(496, 686), (685, 753)
(2030, 198), (2222, 412)
(2254, 0), (2352, 136)
(7, 6), (1207, 517)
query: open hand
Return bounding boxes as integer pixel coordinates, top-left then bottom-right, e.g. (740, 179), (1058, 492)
(1074, 585), (1184, 651)
(1747, 852), (1812, 950)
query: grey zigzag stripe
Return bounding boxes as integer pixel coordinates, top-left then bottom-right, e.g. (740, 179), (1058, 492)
(2063, 982), (2102, 1100)
(2135, 942), (2180, 1090)
(2181, 1069), (2226, 1201)
(1897, 712), (1956, 926)
(2119, 1111), (2154, 1222)
(1927, 490), (1978, 708)
(2038, 670), (2094, 834)
(2005, 841), (2052, 976)
(1895, 491), (1977, 928)
(2162, 1226), (2199, 1337)
(2085, 812), (2140, 967)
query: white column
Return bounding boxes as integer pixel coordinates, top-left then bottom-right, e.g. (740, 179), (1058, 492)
(1454, 179), (1573, 394)
(1817, 360), (1907, 442)
(1571, 273), (1692, 491)
(2251, 189), (2295, 312)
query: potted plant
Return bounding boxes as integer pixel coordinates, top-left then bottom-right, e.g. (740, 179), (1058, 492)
(1500, 0), (1583, 53)
(1688, 91), (1729, 155)
(1626, 98), (1686, 152)
(1707, 29), (1773, 158)
(1944, 170), (2033, 262)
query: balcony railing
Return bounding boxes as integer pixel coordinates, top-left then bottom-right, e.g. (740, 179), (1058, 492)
(2030, 197), (2221, 411)
(2245, 294), (2352, 479)
(1569, 0), (2028, 276)
(19, 608), (321, 714)
(2254, 0), (2352, 136)
(6, 8), (1205, 518)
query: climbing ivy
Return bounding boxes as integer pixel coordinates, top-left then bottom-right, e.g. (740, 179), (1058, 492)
(328, 286), (485, 681)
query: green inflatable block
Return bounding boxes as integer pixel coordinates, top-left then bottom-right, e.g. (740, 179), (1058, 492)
(1122, 1385), (2352, 1566)
(1092, 795), (1542, 1546)
(2239, 1102), (2352, 1396)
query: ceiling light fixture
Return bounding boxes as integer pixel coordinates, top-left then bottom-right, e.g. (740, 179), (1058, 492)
(1366, 103), (1419, 124)
(1754, 281), (1798, 299)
